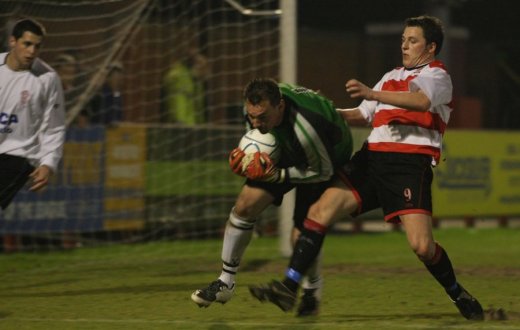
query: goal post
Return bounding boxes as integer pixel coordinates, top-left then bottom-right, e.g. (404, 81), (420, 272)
(278, 0), (297, 257)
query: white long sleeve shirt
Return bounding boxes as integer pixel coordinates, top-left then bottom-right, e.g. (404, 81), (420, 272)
(359, 60), (453, 165)
(0, 52), (66, 172)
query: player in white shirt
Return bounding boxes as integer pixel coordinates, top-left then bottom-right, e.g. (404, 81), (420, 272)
(250, 15), (484, 321)
(0, 18), (65, 210)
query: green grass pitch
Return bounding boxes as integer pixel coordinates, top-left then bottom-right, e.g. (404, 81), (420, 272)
(1, 228), (519, 329)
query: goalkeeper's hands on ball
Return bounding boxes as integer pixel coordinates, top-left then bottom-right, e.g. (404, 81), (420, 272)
(229, 147), (246, 176)
(229, 148), (285, 183)
(243, 152), (286, 183)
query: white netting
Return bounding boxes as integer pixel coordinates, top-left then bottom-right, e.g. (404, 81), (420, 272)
(0, 0), (282, 251)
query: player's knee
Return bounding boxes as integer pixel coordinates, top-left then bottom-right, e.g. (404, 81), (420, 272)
(229, 207), (255, 229)
(233, 196), (257, 219)
(409, 240), (435, 261)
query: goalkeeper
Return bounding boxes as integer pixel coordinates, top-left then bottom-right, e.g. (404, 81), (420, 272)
(191, 78), (353, 316)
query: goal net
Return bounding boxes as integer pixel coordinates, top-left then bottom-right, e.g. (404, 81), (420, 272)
(0, 0), (284, 251)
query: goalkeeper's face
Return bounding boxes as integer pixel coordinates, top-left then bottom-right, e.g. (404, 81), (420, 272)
(245, 99), (284, 134)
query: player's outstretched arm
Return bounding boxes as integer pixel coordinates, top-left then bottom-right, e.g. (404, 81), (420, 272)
(346, 79), (431, 111)
(336, 108), (369, 127)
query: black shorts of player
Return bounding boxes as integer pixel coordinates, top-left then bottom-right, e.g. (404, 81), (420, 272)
(344, 144), (433, 223)
(245, 178), (331, 231)
(0, 154), (35, 210)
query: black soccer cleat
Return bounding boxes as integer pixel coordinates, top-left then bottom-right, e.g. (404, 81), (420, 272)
(450, 285), (484, 320)
(296, 289), (320, 317)
(191, 279), (234, 308)
(249, 280), (296, 312)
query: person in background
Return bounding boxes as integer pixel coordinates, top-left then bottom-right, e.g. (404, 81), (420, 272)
(162, 48), (209, 124)
(72, 110), (91, 129)
(249, 15), (484, 321)
(54, 53), (81, 111)
(87, 62), (123, 126)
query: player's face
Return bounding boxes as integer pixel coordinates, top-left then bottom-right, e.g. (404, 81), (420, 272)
(8, 31), (43, 71)
(401, 26), (435, 69)
(245, 99), (284, 134)
(57, 63), (77, 87)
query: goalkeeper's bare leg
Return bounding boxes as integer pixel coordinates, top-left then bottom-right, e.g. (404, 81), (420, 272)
(191, 185), (274, 308)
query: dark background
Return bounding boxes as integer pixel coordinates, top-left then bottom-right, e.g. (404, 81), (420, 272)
(1, 0), (517, 129)
(296, 0), (520, 129)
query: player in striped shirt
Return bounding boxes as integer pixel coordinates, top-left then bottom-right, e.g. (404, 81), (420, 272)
(0, 18), (65, 210)
(249, 15), (484, 321)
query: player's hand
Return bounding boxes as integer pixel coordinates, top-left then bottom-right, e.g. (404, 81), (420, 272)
(229, 147), (246, 176)
(245, 152), (285, 183)
(29, 165), (52, 192)
(346, 79), (374, 100)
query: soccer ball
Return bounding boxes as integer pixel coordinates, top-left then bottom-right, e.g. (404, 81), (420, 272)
(238, 129), (281, 165)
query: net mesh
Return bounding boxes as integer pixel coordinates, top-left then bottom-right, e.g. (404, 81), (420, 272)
(0, 0), (282, 251)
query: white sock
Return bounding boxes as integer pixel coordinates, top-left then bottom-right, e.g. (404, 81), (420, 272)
(218, 208), (254, 287)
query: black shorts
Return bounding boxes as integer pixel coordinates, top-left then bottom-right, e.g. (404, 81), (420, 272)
(0, 154), (34, 210)
(246, 178), (332, 231)
(345, 145), (433, 223)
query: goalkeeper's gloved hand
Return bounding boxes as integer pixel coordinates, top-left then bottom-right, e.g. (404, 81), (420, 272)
(229, 147), (246, 176)
(245, 152), (286, 183)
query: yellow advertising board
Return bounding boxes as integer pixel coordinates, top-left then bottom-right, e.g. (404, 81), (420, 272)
(104, 125), (147, 230)
(105, 125), (147, 189)
(433, 130), (520, 217)
(62, 142), (103, 185)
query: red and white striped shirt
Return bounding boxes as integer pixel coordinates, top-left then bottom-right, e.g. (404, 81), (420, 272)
(359, 60), (452, 165)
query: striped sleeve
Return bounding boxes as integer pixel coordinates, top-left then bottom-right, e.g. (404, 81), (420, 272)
(285, 112), (334, 183)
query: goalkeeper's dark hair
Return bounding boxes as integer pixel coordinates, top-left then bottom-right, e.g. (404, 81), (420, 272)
(405, 15), (444, 55)
(11, 18), (46, 40)
(244, 78), (282, 107)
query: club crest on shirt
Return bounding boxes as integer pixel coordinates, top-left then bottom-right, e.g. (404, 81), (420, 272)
(20, 90), (30, 106)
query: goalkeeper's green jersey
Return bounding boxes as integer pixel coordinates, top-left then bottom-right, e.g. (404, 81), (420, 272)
(270, 83), (353, 183)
